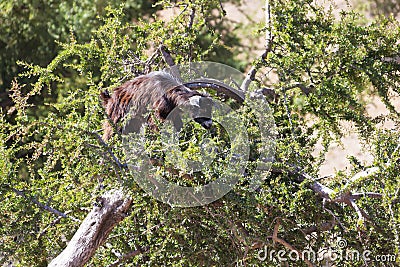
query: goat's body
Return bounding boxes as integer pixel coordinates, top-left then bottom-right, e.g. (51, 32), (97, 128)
(101, 71), (211, 140)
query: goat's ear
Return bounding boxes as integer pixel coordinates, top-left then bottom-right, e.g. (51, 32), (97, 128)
(188, 95), (201, 108)
(100, 90), (111, 107)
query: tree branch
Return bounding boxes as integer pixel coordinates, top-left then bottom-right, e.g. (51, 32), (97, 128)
(90, 130), (127, 171)
(349, 198), (368, 227)
(11, 187), (80, 222)
(39, 211), (75, 238)
(272, 165), (384, 226)
(284, 83), (314, 95)
(188, 8), (196, 31)
(107, 246), (149, 267)
(271, 218), (314, 267)
(218, 0), (227, 16)
(301, 221), (336, 235)
(241, 0), (273, 92)
(351, 192), (383, 200)
(340, 167), (380, 193)
(48, 189), (132, 267)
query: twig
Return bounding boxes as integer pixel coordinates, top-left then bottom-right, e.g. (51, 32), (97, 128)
(314, 174), (334, 181)
(38, 211), (75, 238)
(218, 0), (227, 16)
(271, 218), (314, 267)
(284, 83), (314, 95)
(11, 187), (80, 222)
(107, 246), (149, 267)
(240, 0), (273, 92)
(143, 46), (162, 73)
(301, 220), (336, 235)
(90, 131), (127, 171)
(351, 192), (383, 200)
(349, 198), (367, 227)
(188, 8), (196, 31)
(322, 199), (346, 231)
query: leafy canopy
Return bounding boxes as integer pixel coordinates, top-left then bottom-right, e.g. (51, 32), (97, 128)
(1, 0), (400, 266)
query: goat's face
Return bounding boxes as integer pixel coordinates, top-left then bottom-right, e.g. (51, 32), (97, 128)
(161, 86), (213, 131)
(186, 95), (213, 130)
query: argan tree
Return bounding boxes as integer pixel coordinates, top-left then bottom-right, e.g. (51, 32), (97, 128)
(1, 0), (399, 266)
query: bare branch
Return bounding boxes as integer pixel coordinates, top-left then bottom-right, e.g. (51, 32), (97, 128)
(381, 56), (400, 63)
(241, 0), (273, 92)
(11, 187), (80, 223)
(282, 166), (383, 205)
(108, 246), (149, 267)
(38, 210), (75, 238)
(340, 167), (380, 193)
(49, 189), (132, 267)
(351, 192), (383, 200)
(282, 168), (335, 199)
(302, 221), (336, 235)
(349, 198), (368, 227)
(143, 47), (162, 73)
(272, 166), (384, 229)
(322, 199), (346, 231)
(271, 218), (314, 267)
(91, 131), (127, 172)
(218, 0), (227, 16)
(284, 83), (314, 95)
(188, 8), (196, 31)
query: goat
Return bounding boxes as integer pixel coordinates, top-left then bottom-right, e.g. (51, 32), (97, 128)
(100, 71), (212, 140)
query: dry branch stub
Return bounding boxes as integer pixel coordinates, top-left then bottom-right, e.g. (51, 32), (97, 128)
(48, 190), (132, 267)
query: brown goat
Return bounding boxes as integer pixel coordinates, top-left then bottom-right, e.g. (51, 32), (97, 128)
(100, 71), (212, 140)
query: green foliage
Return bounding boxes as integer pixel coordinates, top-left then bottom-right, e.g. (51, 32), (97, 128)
(1, 0), (400, 266)
(0, 0), (157, 88)
(267, 0), (400, 139)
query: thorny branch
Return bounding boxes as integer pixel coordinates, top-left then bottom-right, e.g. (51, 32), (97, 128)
(218, 0), (227, 16)
(240, 0), (273, 92)
(275, 166), (386, 228)
(107, 246), (150, 267)
(270, 218), (314, 267)
(188, 7), (196, 31)
(10, 187), (80, 222)
(90, 130), (127, 172)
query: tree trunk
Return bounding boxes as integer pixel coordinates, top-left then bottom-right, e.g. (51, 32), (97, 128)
(48, 190), (132, 267)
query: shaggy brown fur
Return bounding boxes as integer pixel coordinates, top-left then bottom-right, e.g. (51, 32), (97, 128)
(100, 71), (212, 140)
